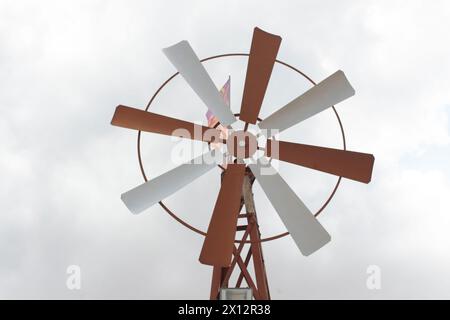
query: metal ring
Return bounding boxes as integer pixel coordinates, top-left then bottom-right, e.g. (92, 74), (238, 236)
(137, 53), (346, 244)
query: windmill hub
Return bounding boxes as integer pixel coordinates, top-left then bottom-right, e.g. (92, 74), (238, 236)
(227, 130), (258, 159)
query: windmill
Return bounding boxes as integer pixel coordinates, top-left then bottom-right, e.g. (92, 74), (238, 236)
(111, 27), (375, 300)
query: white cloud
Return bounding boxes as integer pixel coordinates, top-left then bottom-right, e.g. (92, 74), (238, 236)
(1, 0), (450, 299)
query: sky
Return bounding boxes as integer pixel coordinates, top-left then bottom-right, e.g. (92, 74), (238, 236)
(1, 0), (450, 299)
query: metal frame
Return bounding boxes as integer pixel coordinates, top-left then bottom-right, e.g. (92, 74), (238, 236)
(137, 53), (347, 244)
(210, 168), (270, 300)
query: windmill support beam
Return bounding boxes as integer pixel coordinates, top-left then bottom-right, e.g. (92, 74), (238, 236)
(236, 249), (253, 288)
(209, 168), (270, 300)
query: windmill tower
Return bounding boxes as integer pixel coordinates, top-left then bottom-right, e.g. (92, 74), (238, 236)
(111, 27), (375, 300)
(204, 89), (271, 299)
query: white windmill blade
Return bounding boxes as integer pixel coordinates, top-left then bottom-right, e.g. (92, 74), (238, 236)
(163, 41), (237, 127)
(248, 159), (331, 256)
(258, 70), (355, 136)
(121, 149), (224, 214)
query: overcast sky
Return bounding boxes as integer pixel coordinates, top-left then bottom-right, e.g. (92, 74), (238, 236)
(1, 0), (450, 299)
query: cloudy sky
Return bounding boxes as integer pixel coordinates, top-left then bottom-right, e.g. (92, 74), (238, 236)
(1, 0), (450, 299)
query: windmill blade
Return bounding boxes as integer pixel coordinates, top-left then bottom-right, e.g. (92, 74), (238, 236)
(199, 164), (246, 267)
(239, 27), (281, 124)
(266, 140), (375, 183)
(111, 105), (223, 143)
(248, 160), (331, 256)
(121, 149), (224, 214)
(163, 41), (237, 127)
(259, 70), (355, 136)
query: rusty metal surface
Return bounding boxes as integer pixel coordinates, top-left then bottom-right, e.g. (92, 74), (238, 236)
(199, 164), (246, 266)
(266, 140), (375, 183)
(243, 175), (270, 299)
(112, 105), (223, 143)
(239, 28), (281, 124)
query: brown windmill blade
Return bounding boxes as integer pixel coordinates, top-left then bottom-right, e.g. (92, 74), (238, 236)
(199, 164), (246, 267)
(266, 140), (375, 183)
(111, 105), (224, 143)
(239, 27), (281, 124)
